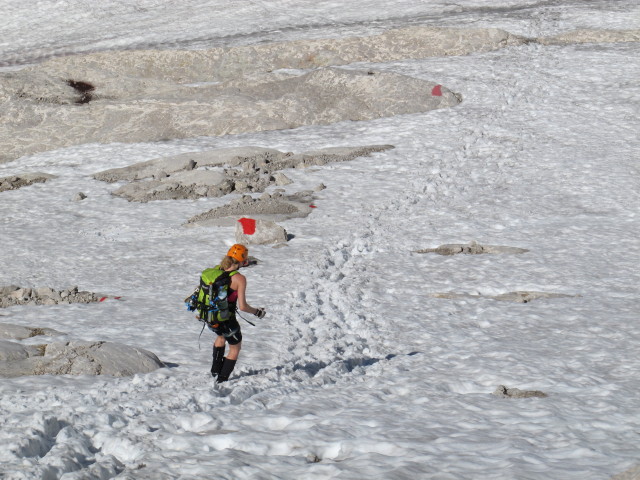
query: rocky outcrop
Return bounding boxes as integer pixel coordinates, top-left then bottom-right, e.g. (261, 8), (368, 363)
(186, 191), (314, 226)
(415, 241), (529, 255)
(0, 173), (56, 192)
(235, 219), (288, 246)
(493, 385), (548, 399)
(611, 464), (640, 480)
(0, 323), (164, 378)
(431, 291), (579, 303)
(0, 62), (455, 163)
(0, 323), (63, 340)
(1, 26), (638, 163)
(0, 286), (102, 307)
(538, 29), (640, 46)
(95, 145), (392, 203)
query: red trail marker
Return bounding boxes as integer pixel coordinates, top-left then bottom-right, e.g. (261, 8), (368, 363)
(238, 217), (256, 235)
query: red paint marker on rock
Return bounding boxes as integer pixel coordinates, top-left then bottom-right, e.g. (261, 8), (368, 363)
(238, 217), (256, 235)
(432, 85), (442, 96)
(99, 296), (122, 302)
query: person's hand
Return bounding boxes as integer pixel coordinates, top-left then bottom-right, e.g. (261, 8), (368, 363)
(254, 307), (266, 319)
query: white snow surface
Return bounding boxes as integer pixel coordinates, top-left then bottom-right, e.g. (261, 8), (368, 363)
(1, 1), (639, 479)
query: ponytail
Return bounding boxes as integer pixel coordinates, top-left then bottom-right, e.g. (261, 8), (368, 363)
(220, 255), (238, 270)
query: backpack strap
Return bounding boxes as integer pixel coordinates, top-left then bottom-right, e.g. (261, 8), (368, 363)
(200, 266), (232, 287)
(209, 270), (231, 288)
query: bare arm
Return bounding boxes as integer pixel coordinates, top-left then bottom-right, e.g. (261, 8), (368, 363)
(230, 273), (259, 315)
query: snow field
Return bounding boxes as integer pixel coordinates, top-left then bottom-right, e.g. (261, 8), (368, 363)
(1, 0), (640, 478)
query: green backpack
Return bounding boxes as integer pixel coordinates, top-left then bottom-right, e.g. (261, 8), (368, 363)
(185, 266), (237, 326)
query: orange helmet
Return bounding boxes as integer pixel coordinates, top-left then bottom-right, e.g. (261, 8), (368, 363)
(227, 244), (248, 263)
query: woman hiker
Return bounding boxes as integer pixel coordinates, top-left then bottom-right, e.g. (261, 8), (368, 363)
(197, 244), (266, 383)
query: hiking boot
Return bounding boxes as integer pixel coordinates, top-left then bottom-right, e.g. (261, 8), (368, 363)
(216, 358), (237, 383)
(211, 346), (225, 377)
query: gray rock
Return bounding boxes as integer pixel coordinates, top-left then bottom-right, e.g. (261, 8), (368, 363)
(35, 287), (56, 298)
(431, 291), (578, 303)
(611, 464), (640, 480)
(0, 173), (56, 192)
(0, 324), (34, 340)
(0, 336), (164, 378)
(9, 288), (31, 300)
(0, 285), (101, 307)
(415, 241), (529, 255)
(235, 219), (288, 245)
(0, 323), (64, 340)
(0, 340), (31, 361)
(0, 286), (20, 295)
(493, 385), (548, 398)
(98, 145), (392, 204)
(273, 172), (292, 186)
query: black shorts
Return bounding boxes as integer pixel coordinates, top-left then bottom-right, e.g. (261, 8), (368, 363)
(208, 317), (242, 345)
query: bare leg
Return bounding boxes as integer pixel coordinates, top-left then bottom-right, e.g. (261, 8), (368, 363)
(226, 341), (242, 360)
